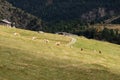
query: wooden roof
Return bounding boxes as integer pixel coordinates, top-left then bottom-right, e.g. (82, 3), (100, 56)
(0, 19), (11, 24)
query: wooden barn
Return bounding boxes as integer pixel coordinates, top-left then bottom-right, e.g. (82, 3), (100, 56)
(0, 19), (11, 27)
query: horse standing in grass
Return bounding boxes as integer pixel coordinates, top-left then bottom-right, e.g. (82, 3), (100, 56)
(56, 42), (61, 46)
(81, 48), (83, 51)
(32, 37), (37, 40)
(14, 32), (20, 36)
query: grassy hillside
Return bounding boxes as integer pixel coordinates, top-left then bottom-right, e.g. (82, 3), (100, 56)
(0, 25), (120, 80)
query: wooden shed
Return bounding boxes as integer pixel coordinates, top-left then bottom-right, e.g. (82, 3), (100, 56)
(0, 19), (11, 27)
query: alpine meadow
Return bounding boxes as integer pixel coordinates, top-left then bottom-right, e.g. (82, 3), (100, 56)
(0, 0), (120, 80)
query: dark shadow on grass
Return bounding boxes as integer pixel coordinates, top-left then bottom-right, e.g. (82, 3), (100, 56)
(0, 46), (120, 80)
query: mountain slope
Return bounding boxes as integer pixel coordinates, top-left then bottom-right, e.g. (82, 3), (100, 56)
(0, 0), (43, 31)
(0, 25), (120, 80)
(7, 0), (120, 22)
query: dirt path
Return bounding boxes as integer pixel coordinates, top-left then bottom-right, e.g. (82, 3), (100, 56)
(67, 37), (77, 46)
